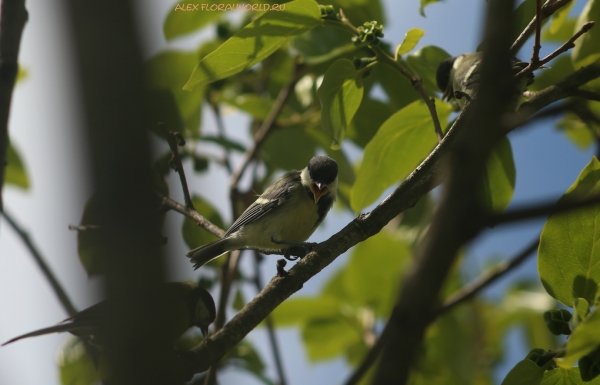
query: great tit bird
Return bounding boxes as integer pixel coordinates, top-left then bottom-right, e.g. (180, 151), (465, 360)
(2, 282), (216, 346)
(187, 155), (338, 269)
(436, 52), (535, 111)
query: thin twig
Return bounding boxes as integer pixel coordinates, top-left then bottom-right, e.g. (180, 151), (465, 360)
(159, 123), (194, 209)
(253, 252), (287, 385)
(210, 104), (232, 174)
(435, 238), (540, 316)
(336, 11), (444, 142)
(510, 0), (571, 56)
(531, 0), (543, 64)
(490, 193), (600, 225)
(516, 21), (595, 80)
(160, 195), (225, 238)
(0, 0), (28, 211)
(229, 63), (302, 189)
(2, 209), (77, 316)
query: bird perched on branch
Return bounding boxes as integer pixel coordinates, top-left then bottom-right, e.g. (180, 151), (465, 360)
(2, 282), (216, 346)
(187, 155), (338, 269)
(436, 52), (535, 111)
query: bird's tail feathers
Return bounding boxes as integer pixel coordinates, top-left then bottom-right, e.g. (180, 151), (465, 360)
(186, 238), (230, 270)
(2, 322), (88, 346)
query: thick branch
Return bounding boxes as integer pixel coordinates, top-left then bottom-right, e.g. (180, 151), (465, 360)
(2, 209), (77, 316)
(160, 195), (225, 238)
(0, 0), (27, 211)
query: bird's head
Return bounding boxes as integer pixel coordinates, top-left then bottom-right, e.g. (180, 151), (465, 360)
(302, 156), (338, 204)
(191, 285), (216, 338)
(436, 56), (458, 100)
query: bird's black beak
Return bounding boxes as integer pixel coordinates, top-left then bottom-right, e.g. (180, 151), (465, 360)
(310, 182), (329, 204)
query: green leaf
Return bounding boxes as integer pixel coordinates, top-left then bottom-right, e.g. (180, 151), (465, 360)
(5, 142), (29, 189)
(302, 316), (359, 361)
(57, 337), (101, 385)
(145, 50), (204, 135)
(346, 97), (395, 148)
(343, 231), (411, 316)
(373, 62), (420, 111)
(222, 340), (269, 381)
(573, 297), (590, 329)
(183, 0), (321, 90)
(557, 112), (595, 151)
(146, 89), (185, 132)
(317, 58), (364, 149)
(419, 0), (441, 17)
(549, 0), (575, 35)
(405, 46), (451, 95)
(395, 28), (425, 58)
(182, 195), (226, 252)
(271, 296), (342, 326)
(478, 137), (516, 212)
(163, 1), (239, 41)
(557, 307), (600, 368)
(351, 99), (452, 212)
(543, 19), (577, 44)
(512, 0), (537, 44)
(539, 157), (600, 306)
(542, 367), (600, 384)
(197, 135), (246, 152)
(218, 93), (294, 124)
(233, 288), (245, 311)
(291, 25), (358, 65)
(16, 65), (27, 84)
(500, 359), (545, 385)
(261, 125), (316, 170)
(572, 0), (600, 69)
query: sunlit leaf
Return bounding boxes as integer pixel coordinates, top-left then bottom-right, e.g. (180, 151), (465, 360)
(317, 58), (364, 149)
(5, 142), (29, 189)
(343, 231), (411, 316)
(557, 307), (600, 368)
(292, 25), (358, 65)
(163, 1), (239, 41)
(479, 137), (516, 213)
(302, 316), (359, 361)
(539, 157), (600, 306)
(346, 97), (394, 148)
(351, 99), (452, 211)
(395, 28), (425, 58)
(572, 0), (600, 69)
(183, 0), (321, 90)
(542, 366), (600, 384)
(261, 125), (316, 170)
(271, 296), (342, 326)
(543, 19), (577, 44)
(557, 112), (595, 151)
(500, 359), (544, 385)
(419, 0), (441, 17)
(57, 337), (100, 385)
(218, 93), (295, 124)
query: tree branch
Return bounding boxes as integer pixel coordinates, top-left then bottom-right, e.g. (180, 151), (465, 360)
(160, 195), (225, 238)
(570, 89), (600, 101)
(345, 237), (540, 385)
(435, 238), (540, 317)
(2, 209), (77, 316)
(0, 0), (27, 211)
(510, 0), (572, 56)
(166, 22), (600, 379)
(159, 123), (194, 210)
(229, 62), (303, 190)
(489, 193), (600, 226)
(516, 21), (595, 80)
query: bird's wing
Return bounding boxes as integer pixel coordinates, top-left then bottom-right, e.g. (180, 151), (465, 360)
(224, 170), (301, 237)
